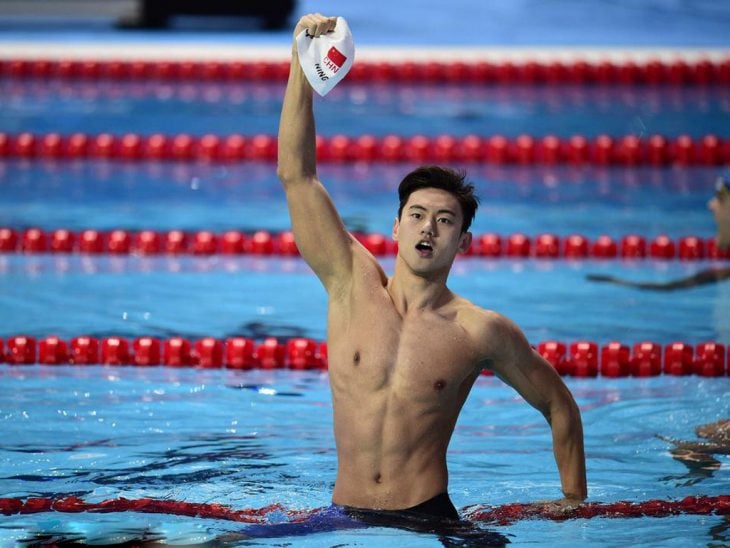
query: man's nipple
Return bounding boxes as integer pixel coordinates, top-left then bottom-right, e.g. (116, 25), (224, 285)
(434, 379), (446, 391)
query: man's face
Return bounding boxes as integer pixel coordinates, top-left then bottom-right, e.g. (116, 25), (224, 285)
(392, 188), (472, 274)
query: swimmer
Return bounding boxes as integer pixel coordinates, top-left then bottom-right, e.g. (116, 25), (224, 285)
(588, 177), (730, 291)
(660, 419), (730, 486)
(277, 11), (587, 530)
(712, 176), (730, 250)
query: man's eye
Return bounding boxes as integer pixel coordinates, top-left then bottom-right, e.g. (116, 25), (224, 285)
(438, 218), (452, 224)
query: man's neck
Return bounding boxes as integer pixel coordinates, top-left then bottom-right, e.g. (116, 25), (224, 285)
(387, 258), (452, 315)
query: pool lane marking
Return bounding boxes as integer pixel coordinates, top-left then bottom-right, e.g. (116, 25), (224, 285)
(0, 494), (728, 523)
(0, 42), (729, 62)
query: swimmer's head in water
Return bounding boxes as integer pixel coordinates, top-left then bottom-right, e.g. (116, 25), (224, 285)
(397, 166), (479, 233)
(716, 177), (730, 202)
(696, 419), (730, 444)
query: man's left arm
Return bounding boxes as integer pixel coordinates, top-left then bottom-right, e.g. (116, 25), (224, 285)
(486, 315), (587, 502)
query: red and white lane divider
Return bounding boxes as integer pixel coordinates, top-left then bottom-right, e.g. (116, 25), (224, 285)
(1, 57), (729, 85)
(1, 131), (729, 165)
(1, 335), (727, 377)
(1, 228), (728, 260)
(0, 494), (727, 524)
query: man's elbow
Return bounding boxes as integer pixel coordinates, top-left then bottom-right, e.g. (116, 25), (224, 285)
(277, 163), (300, 189)
(277, 159), (315, 188)
(276, 165), (289, 187)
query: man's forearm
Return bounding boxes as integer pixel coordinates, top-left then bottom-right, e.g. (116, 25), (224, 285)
(551, 400), (588, 500)
(277, 51), (317, 184)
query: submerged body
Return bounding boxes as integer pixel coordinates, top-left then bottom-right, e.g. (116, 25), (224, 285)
(277, 13), (587, 513)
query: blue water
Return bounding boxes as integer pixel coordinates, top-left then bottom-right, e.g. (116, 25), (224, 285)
(2, 81), (729, 138)
(1, 159), (729, 544)
(0, 366), (727, 545)
(0, 161), (721, 237)
(1, 253), (729, 345)
(2, 158), (728, 345)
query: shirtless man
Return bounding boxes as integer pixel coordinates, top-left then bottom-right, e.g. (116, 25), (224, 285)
(277, 13), (587, 519)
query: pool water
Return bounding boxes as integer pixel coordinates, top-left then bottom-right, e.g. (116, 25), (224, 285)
(2, 161), (728, 346)
(2, 80), (729, 138)
(0, 365), (727, 546)
(1, 40), (729, 548)
(1, 253), (729, 345)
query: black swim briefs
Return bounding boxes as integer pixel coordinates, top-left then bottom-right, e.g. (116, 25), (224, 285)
(343, 492), (460, 521)
(401, 492), (460, 519)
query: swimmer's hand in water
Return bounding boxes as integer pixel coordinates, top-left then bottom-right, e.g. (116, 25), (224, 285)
(529, 497), (585, 517)
(586, 273), (619, 283)
(586, 273), (642, 288)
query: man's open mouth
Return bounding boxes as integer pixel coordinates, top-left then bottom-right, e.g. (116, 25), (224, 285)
(416, 241), (433, 256)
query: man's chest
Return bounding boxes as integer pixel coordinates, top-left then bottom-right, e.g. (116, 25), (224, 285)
(329, 302), (480, 400)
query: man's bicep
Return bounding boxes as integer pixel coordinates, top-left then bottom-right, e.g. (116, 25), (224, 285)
(285, 177), (354, 288)
(489, 320), (563, 416)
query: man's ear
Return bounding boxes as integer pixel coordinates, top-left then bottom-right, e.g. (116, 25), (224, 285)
(458, 231), (473, 254)
(392, 217), (400, 241)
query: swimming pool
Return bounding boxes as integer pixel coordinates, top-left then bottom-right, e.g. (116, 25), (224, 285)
(1, 55), (729, 545)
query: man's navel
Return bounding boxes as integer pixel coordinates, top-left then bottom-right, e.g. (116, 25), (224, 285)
(353, 351), (361, 366)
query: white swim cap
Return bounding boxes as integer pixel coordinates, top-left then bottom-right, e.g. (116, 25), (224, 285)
(296, 16), (354, 96)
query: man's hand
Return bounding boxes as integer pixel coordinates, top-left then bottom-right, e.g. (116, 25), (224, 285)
(529, 497), (585, 517)
(293, 13), (338, 43)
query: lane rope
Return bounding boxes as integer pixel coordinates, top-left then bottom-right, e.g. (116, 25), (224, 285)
(0, 495), (727, 524)
(1, 335), (727, 377)
(1, 131), (729, 166)
(1, 57), (729, 85)
(1, 228), (728, 260)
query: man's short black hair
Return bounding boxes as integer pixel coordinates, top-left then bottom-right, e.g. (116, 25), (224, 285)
(397, 166), (479, 233)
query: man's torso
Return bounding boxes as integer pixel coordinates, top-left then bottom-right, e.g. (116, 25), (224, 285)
(326, 248), (488, 509)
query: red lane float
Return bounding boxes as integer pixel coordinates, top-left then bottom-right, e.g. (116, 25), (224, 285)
(0, 494), (727, 524)
(535, 340), (728, 377)
(1, 57), (729, 85)
(2, 228), (728, 260)
(465, 495), (730, 525)
(1, 132), (729, 166)
(2, 335), (328, 370)
(3, 335), (727, 376)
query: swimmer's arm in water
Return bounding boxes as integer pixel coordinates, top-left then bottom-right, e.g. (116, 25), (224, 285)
(587, 268), (730, 291)
(484, 314), (587, 502)
(277, 14), (354, 294)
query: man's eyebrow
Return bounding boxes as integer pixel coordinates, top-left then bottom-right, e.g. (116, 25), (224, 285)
(407, 205), (457, 216)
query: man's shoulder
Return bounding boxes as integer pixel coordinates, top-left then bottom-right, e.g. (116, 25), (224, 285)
(450, 298), (524, 367)
(453, 297), (514, 338)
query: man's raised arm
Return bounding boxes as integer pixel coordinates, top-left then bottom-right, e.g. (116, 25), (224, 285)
(277, 14), (353, 291)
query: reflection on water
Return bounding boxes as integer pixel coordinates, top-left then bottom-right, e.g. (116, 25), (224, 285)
(3, 433), (280, 497)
